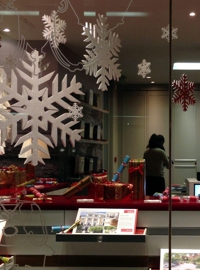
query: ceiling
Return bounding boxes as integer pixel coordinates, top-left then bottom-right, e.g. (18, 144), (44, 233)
(1, 0), (200, 85)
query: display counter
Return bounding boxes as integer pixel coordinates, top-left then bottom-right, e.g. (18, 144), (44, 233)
(1, 194), (199, 210)
(1, 191), (200, 269)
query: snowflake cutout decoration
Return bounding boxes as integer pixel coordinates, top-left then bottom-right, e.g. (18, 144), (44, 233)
(67, 102), (83, 121)
(42, 10), (67, 49)
(0, 91), (10, 155)
(82, 14), (122, 91)
(0, 50), (84, 166)
(0, 68), (11, 155)
(3, 54), (17, 68)
(161, 24), (178, 42)
(172, 74), (196, 111)
(137, 59), (151, 78)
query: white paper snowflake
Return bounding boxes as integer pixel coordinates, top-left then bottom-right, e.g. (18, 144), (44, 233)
(42, 10), (67, 49)
(0, 50), (84, 166)
(67, 102), (83, 121)
(0, 98), (9, 155)
(82, 14), (122, 91)
(137, 59), (151, 78)
(161, 24), (178, 42)
(0, 68), (11, 155)
(4, 54), (17, 68)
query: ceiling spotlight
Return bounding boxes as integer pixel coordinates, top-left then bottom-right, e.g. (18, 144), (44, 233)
(189, 12), (196, 16)
(3, 28), (10, 32)
(151, 81), (155, 84)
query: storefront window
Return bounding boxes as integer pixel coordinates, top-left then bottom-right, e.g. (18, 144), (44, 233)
(0, 0), (199, 269)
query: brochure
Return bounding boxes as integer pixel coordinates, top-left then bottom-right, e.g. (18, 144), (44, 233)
(72, 208), (138, 235)
(160, 249), (200, 270)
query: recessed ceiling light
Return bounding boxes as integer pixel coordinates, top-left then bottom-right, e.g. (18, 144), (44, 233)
(146, 76), (151, 79)
(173, 62), (200, 70)
(106, 12), (148, 17)
(0, 11), (39, 15)
(3, 28), (10, 32)
(189, 12), (196, 16)
(84, 11), (96, 17)
(151, 81), (155, 84)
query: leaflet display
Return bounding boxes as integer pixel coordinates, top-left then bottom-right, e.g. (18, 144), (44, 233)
(72, 208), (138, 235)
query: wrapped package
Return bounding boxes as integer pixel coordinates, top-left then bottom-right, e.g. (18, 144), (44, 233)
(92, 171), (108, 183)
(63, 176), (92, 198)
(104, 182), (133, 200)
(29, 187), (45, 198)
(88, 182), (105, 200)
(0, 165), (27, 187)
(25, 163), (35, 181)
(14, 170), (27, 186)
(128, 159), (146, 200)
(0, 170), (14, 187)
(112, 155), (130, 182)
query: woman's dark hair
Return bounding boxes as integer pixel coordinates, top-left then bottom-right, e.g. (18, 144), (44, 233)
(157, 134), (165, 150)
(147, 134), (165, 150)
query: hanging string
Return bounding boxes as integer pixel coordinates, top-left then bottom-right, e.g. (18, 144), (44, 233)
(67, 0), (85, 28)
(109, 0), (133, 32)
(57, 0), (69, 13)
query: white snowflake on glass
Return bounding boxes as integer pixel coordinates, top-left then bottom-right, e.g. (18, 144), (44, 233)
(0, 93), (9, 155)
(161, 24), (178, 42)
(42, 10), (67, 49)
(0, 68), (11, 155)
(82, 14), (122, 91)
(67, 102), (83, 121)
(137, 59), (151, 78)
(0, 50), (84, 166)
(4, 54), (16, 68)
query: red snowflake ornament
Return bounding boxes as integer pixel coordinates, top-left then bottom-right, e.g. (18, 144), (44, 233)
(172, 74), (196, 111)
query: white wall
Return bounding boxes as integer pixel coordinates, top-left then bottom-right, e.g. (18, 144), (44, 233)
(114, 89), (199, 186)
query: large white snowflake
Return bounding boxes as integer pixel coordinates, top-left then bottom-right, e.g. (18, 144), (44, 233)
(42, 10), (67, 49)
(161, 24), (178, 42)
(82, 14), (122, 91)
(0, 93), (9, 155)
(0, 50), (84, 166)
(137, 59), (151, 78)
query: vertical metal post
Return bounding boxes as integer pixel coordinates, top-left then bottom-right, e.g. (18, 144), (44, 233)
(168, 0), (172, 269)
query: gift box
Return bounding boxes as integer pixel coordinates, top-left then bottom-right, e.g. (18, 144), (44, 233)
(0, 170), (14, 187)
(92, 172), (108, 183)
(104, 182), (133, 200)
(0, 165), (27, 187)
(13, 170), (27, 186)
(63, 176), (92, 198)
(25, 163), (35, 181)
(88, 182), (105, 200)
(128, 159), (146, 200)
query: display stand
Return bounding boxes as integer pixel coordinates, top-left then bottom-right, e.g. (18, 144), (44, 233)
(56, 228), (146, 242)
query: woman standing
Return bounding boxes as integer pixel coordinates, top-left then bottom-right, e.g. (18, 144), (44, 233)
(143, 134), (169, 196)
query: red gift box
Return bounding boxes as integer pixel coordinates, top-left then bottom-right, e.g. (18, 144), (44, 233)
(104, 182), (133, 200)
(92, 172), (108, 183)
(88, 181), (133, 201)
(88, 182), (105, 200)
(128, 159), (146, 200)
